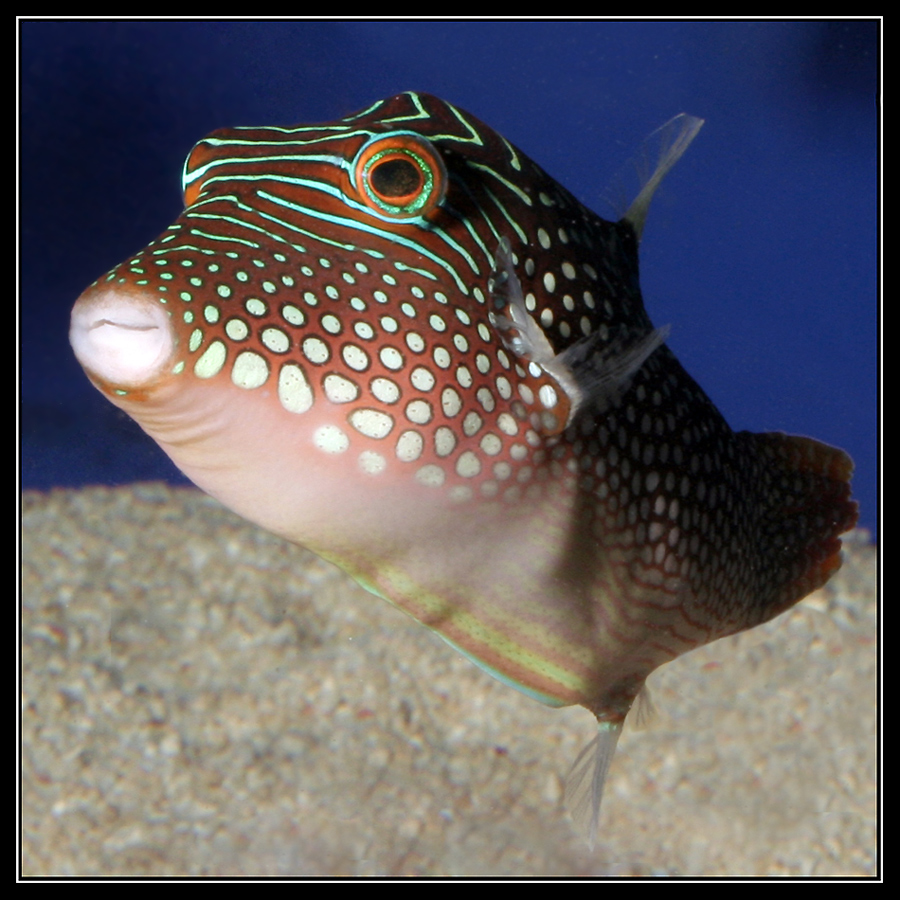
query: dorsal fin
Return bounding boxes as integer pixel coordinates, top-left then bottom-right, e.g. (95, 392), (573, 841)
(603, 113), (704, 241)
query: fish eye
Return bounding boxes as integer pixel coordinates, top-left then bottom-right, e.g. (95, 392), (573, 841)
(353, 132), (447, 219)
(370, 156), (422, 199)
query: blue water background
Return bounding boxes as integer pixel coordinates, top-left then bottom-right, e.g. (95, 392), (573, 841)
(20, 20), (878, 536)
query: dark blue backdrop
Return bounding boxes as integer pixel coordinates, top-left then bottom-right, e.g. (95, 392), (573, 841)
(21, 20), (878, 536)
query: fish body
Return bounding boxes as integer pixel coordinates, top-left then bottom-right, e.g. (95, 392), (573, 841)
(69, 92), (857, 838)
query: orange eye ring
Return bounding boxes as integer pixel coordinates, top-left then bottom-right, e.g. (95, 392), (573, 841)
(352, 131), (447, 220)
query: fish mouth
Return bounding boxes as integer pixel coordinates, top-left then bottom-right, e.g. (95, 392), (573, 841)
(70, 287), (174, 390)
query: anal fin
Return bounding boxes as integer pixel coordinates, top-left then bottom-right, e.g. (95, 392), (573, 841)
(564, 720), (623, 850)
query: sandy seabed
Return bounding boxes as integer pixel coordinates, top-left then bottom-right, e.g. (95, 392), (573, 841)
(22, 484), (877, 877)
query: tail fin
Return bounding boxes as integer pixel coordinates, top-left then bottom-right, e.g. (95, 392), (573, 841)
(742, 432), (859, 620)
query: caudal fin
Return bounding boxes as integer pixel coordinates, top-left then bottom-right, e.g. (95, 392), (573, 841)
(742, 431), (859, 620)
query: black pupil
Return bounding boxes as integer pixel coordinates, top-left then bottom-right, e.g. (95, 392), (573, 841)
(371, 158), (423, 198)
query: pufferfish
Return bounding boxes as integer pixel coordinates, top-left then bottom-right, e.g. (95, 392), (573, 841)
(69, 92), (858, 845)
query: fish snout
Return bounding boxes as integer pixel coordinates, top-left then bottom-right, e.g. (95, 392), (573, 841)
(70, 285), (175, 393)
